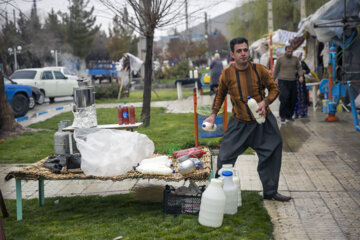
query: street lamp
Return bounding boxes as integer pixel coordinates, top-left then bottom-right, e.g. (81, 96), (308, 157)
(8, 46), (22, 70)
(51, 49), (58, 66)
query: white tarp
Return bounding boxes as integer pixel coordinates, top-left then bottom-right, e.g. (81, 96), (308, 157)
(297, 0), (360, 42)
(250, 29), (298, 52)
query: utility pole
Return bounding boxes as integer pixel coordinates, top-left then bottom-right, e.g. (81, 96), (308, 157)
(204, 12), (208, 37)
(268, 0), (274, 74)
(13, 9), (16, 30)
(185, 0), (189, 42)
(300, 0), (306, 19)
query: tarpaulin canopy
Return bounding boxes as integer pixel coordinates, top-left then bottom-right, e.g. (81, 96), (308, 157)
(297, 0), (360, 42)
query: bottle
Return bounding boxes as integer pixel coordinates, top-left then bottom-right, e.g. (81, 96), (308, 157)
(217, 164), (233, 177)
(222, 171), (238, 215)
(202, 122), (217, 132)
(117, 104), (123, 125)
(129, 105), (135, 124)
(134, 164), (175, 175)
(198, 178), (226, 228)
(122, 102), (129, 125)
(173, 147), (205, 159)
(247, 96), (265, 124)
(139, 156), (173, 167)
(231, 169), (242, 206)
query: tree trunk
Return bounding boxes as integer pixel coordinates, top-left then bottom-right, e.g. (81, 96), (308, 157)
(140, 34), (154, 127)
(0, 63), (24, 138)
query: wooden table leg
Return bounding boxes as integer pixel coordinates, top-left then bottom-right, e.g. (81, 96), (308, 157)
(0, 190), (8, 218)
(15, 179), (22, 221)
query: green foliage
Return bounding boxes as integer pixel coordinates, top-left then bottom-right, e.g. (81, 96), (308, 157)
(167, 60), (191, 79)
(3, 192), (272, 239)
(229, 0), (327, 43)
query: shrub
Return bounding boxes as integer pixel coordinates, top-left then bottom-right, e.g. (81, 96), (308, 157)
(94, 84), (128, 99)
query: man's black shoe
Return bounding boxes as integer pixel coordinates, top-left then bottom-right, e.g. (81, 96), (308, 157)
(286, 118), (295, 122)
(264, 193), (292, 202)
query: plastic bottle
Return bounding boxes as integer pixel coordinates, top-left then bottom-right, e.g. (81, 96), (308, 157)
(173, 147), (205, 159)
(217, 164), (233, 177)
(129, 105), (135, 124)
(139, 156), (173, 167)
(122, 102), (129, 125)
(222, 171), (238, 215)
(134, 164), (175, 175)
(247, 96), (265, 124)
(233, 169), (242, 206)
(117, 104), (123, 125)
(202, 122), (217, 132)
(198, 178), (226, 228)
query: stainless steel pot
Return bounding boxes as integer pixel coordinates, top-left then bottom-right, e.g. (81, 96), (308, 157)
(73, 86), (95, 108)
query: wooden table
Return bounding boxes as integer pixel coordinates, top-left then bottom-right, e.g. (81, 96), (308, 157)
(62, 123), (143, 154)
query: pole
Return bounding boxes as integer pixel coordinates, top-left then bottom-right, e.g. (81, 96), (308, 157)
(300, 0), (306, 19)
(224, 95), (228, 131)
(267, 0), (274, 75)
(269, 32), (273, 75)
(193, 88), (199, 147)
(14, 47), (18, 70)
(185, 0), (189, 42)
(55, 50), (58, 66)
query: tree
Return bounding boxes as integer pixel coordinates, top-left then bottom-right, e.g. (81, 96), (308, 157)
(62, 0), (100, 59)
(208, 30), (228, 56)
(100, 0), (183, 126)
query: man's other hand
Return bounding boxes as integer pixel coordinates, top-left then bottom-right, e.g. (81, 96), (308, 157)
(204, 114), (216, 128)
(256, 101), (267, 116)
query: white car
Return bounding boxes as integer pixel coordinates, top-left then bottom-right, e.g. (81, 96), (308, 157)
(43, 66), (80, 81)
(10, 68), (79, 103)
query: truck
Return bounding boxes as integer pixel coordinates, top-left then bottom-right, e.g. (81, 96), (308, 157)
(88, 60), (119, 84)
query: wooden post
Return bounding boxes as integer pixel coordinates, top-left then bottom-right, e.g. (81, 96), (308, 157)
(193, 88), (199, 147)
(117, 67), (128, 100)
(224, 95), (228, 131)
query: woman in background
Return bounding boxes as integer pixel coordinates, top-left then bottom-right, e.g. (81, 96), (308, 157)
(295, 53), (310, 118)
(210, 53), (223, 95)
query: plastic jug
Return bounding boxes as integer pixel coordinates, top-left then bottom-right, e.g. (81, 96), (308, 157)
(202, 122), (217, 132)
(247, 96), (265, 124)
(218, 164), (233, 177)
(222, 171), (238, 215)
(233, 169), (242, 207)
(134, 164), (175, 175)
(198, 178), (226, 228)
(139, 156), (173, 167)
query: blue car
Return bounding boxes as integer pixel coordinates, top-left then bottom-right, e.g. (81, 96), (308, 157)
(4, 77), (31, 117)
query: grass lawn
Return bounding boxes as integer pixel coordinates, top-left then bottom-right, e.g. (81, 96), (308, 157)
(0, 107), (253, 164)
(3, 191), (272, 240)
(95, 88), (194, 104)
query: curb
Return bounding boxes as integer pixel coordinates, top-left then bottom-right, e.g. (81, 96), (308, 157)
(16, 104), (73, 123)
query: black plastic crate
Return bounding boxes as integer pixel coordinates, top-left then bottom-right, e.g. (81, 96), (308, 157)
(163, 184), (205, 215)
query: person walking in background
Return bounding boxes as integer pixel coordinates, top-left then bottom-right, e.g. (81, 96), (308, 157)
(273, 46), (303, 124)
(204, 37), (291, 202)
(295, 53), (310, 118)
(210, 52), (223, 95)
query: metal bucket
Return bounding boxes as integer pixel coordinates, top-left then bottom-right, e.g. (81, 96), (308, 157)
(73, 86), (95, 108)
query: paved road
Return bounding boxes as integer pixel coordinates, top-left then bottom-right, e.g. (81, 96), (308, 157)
(2, 95), (360, 239)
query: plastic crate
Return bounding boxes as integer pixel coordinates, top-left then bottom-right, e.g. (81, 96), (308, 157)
(163, 185), (205, 215)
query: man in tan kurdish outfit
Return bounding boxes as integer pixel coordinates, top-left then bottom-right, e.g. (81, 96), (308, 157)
(204, 37), (291, 202)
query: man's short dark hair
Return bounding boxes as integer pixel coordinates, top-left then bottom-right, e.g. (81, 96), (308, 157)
(230, 37), (249, 52)
(285, 45), (292, 51)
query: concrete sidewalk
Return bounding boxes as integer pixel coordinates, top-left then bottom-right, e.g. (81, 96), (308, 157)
(1, 95), (359, 239)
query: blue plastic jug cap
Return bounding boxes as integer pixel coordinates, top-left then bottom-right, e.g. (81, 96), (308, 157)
(247, 96), (251, 99)
(222, 170), (233, 176)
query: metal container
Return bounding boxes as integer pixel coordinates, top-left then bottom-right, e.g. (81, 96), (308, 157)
(73, 86), (95, 109)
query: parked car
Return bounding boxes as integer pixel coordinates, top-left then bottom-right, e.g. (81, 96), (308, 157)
(4, 77), (31, 117)
(4, 76), (44, 109)
(10, 68), (79, 103)
(43, 66), (80, 81)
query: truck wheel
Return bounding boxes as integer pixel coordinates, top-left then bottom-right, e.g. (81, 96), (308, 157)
(11, 93), (29, 118)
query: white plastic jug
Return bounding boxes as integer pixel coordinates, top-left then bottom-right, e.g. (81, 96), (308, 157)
(222, 171), (238, 215)
(139, 156), (173, 167)
(218, 164), (233, 177)
(202, 122), (217, 132)
(233, 169), (242, 207)
(247, 96), (265, 124)
(198, 179), (226, 228)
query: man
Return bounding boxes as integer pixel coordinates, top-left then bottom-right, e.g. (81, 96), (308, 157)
(204, 37), (291, 202)
(273, 46), (303, 124)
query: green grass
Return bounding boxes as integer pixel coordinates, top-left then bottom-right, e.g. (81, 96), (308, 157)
(0, 107), (254, 164)
(95, 88), (194, 104)
(3, 191), (272, 240)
